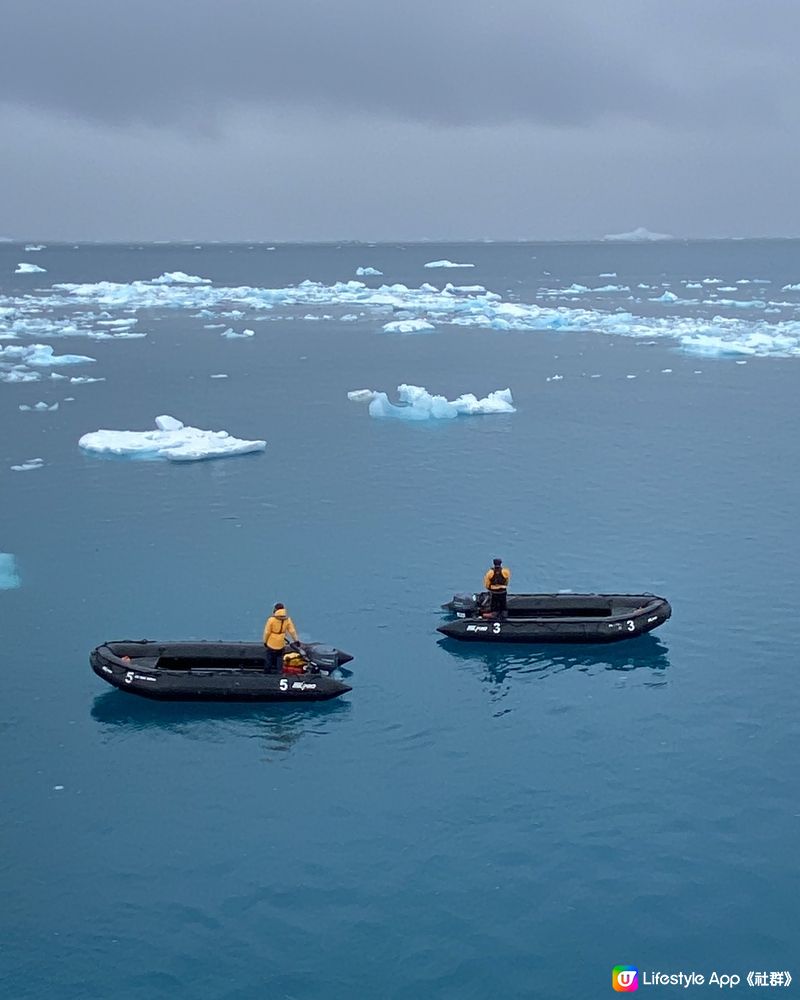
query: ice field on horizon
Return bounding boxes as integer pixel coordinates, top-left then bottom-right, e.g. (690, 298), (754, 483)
(2, 264), (800, 358)
(3, 242), (800, 416)
(78, 415), (267, 462)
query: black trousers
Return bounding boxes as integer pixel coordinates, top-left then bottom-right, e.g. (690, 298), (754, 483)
(265, 646), (282, 672)
(489, 589), (507, 615)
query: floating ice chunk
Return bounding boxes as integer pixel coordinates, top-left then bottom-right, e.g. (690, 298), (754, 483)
(19, 401), (59, 411)
(423, 260), (475, 268)
(603, 227), (673, 241)
(781, 283), (800, 291)
(599, 272), (617, 277)
(15, 262), (47, 274)
(651, 291), (678, 303)
(547, 374), (564, 381)
(382, 319), (435, 334)
(79, 416), (266, 462)
(661, 369), (673, 373)
(151, 272), (211, 285)
(69, 376), (104, 384)
(24, 245), (45, 251)
(360, 384), (514, 420)
(210, 373), (229, 379)
(0, 368), (39, 383)
(356, 267), (383, 276)
(340, 314), (359, 322)
(0, 344), (95, 366)
(221, 328), (254, 338)
(0, 553), (20, 589)
(702, 278), (723, 284)
(685, 282), (702, 289)
(10, 458), (44, 471)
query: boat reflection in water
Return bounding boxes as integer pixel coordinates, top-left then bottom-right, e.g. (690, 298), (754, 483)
(437, 634), (670, 690)
(90, 690), (351, 756)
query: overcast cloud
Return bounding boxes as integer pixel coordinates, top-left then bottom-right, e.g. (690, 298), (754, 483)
(2, 0), (799, 240)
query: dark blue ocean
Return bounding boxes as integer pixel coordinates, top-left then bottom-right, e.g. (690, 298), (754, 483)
(2, 241), (798, 998)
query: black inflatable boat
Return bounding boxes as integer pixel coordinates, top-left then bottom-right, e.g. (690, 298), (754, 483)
(90, 640), (353, 701)
(438, 592), (671, 644)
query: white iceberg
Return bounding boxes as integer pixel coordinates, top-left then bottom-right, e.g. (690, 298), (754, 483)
(78, 415), (267, 462)
(352, 384), (515, 421)
(382, 319), (435, 334)
(15, 262), (47, 274)
(356, 267), (383, 276)
(24, 245), (45, 252)
(19, 401), (59, 411)
(603, 227), (674, 242)
(0, 553), (20, 589)
(424, 260), (476, 268)
(221, 328), (254, 338)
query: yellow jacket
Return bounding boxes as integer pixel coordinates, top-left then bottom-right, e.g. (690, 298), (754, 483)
(263, 609), (299, 650)
(484, 566), (511, 591)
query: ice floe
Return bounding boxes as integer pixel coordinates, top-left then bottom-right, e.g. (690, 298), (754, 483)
(382, 319), (435, 334)
(19, 401), (59, 411)
(0, 344), (94, 367)
(423, 260), (475, 268)
(350, 385), (515, 420)
(24, 245), (45, 252)
(11, 458), (44, 472)
(0, 553), (20, 589)
(356, 267), (383, 276)
(221, 328), (254, 338)
(78, 415), (266, 462)
(15, 263), (47, 274)
(603, 227), (674, 242)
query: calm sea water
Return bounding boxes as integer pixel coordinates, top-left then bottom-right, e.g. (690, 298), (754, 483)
(2, 242), (799, 998)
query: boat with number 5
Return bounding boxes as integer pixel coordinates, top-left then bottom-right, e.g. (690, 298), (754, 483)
(90, 640), (353, 701)
(438, 592), (671, 644)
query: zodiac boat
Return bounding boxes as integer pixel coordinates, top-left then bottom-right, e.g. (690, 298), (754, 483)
(438, 592), (671, 643)
(90, 640), (353, 701)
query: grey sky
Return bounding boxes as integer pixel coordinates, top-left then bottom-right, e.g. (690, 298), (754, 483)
(2, 0), (799, 240)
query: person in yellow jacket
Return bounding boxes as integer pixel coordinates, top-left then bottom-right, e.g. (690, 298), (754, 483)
(483, 558), (511, 618)
(262, 603), (299, 672)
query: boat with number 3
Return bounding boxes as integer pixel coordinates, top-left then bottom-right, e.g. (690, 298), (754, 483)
(438, 592), (671, 644)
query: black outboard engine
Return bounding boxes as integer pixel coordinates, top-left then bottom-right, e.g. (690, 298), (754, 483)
(303, 643), (340, 672)
(445, 592), (483, 616)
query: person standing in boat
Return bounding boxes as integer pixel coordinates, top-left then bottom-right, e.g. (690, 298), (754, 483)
(262, 603), (299, 672)
(484, 558), (511, 618)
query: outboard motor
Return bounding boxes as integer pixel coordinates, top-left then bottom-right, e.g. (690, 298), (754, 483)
(303, 643), (340, 671)
(446, 592), (481, 616)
